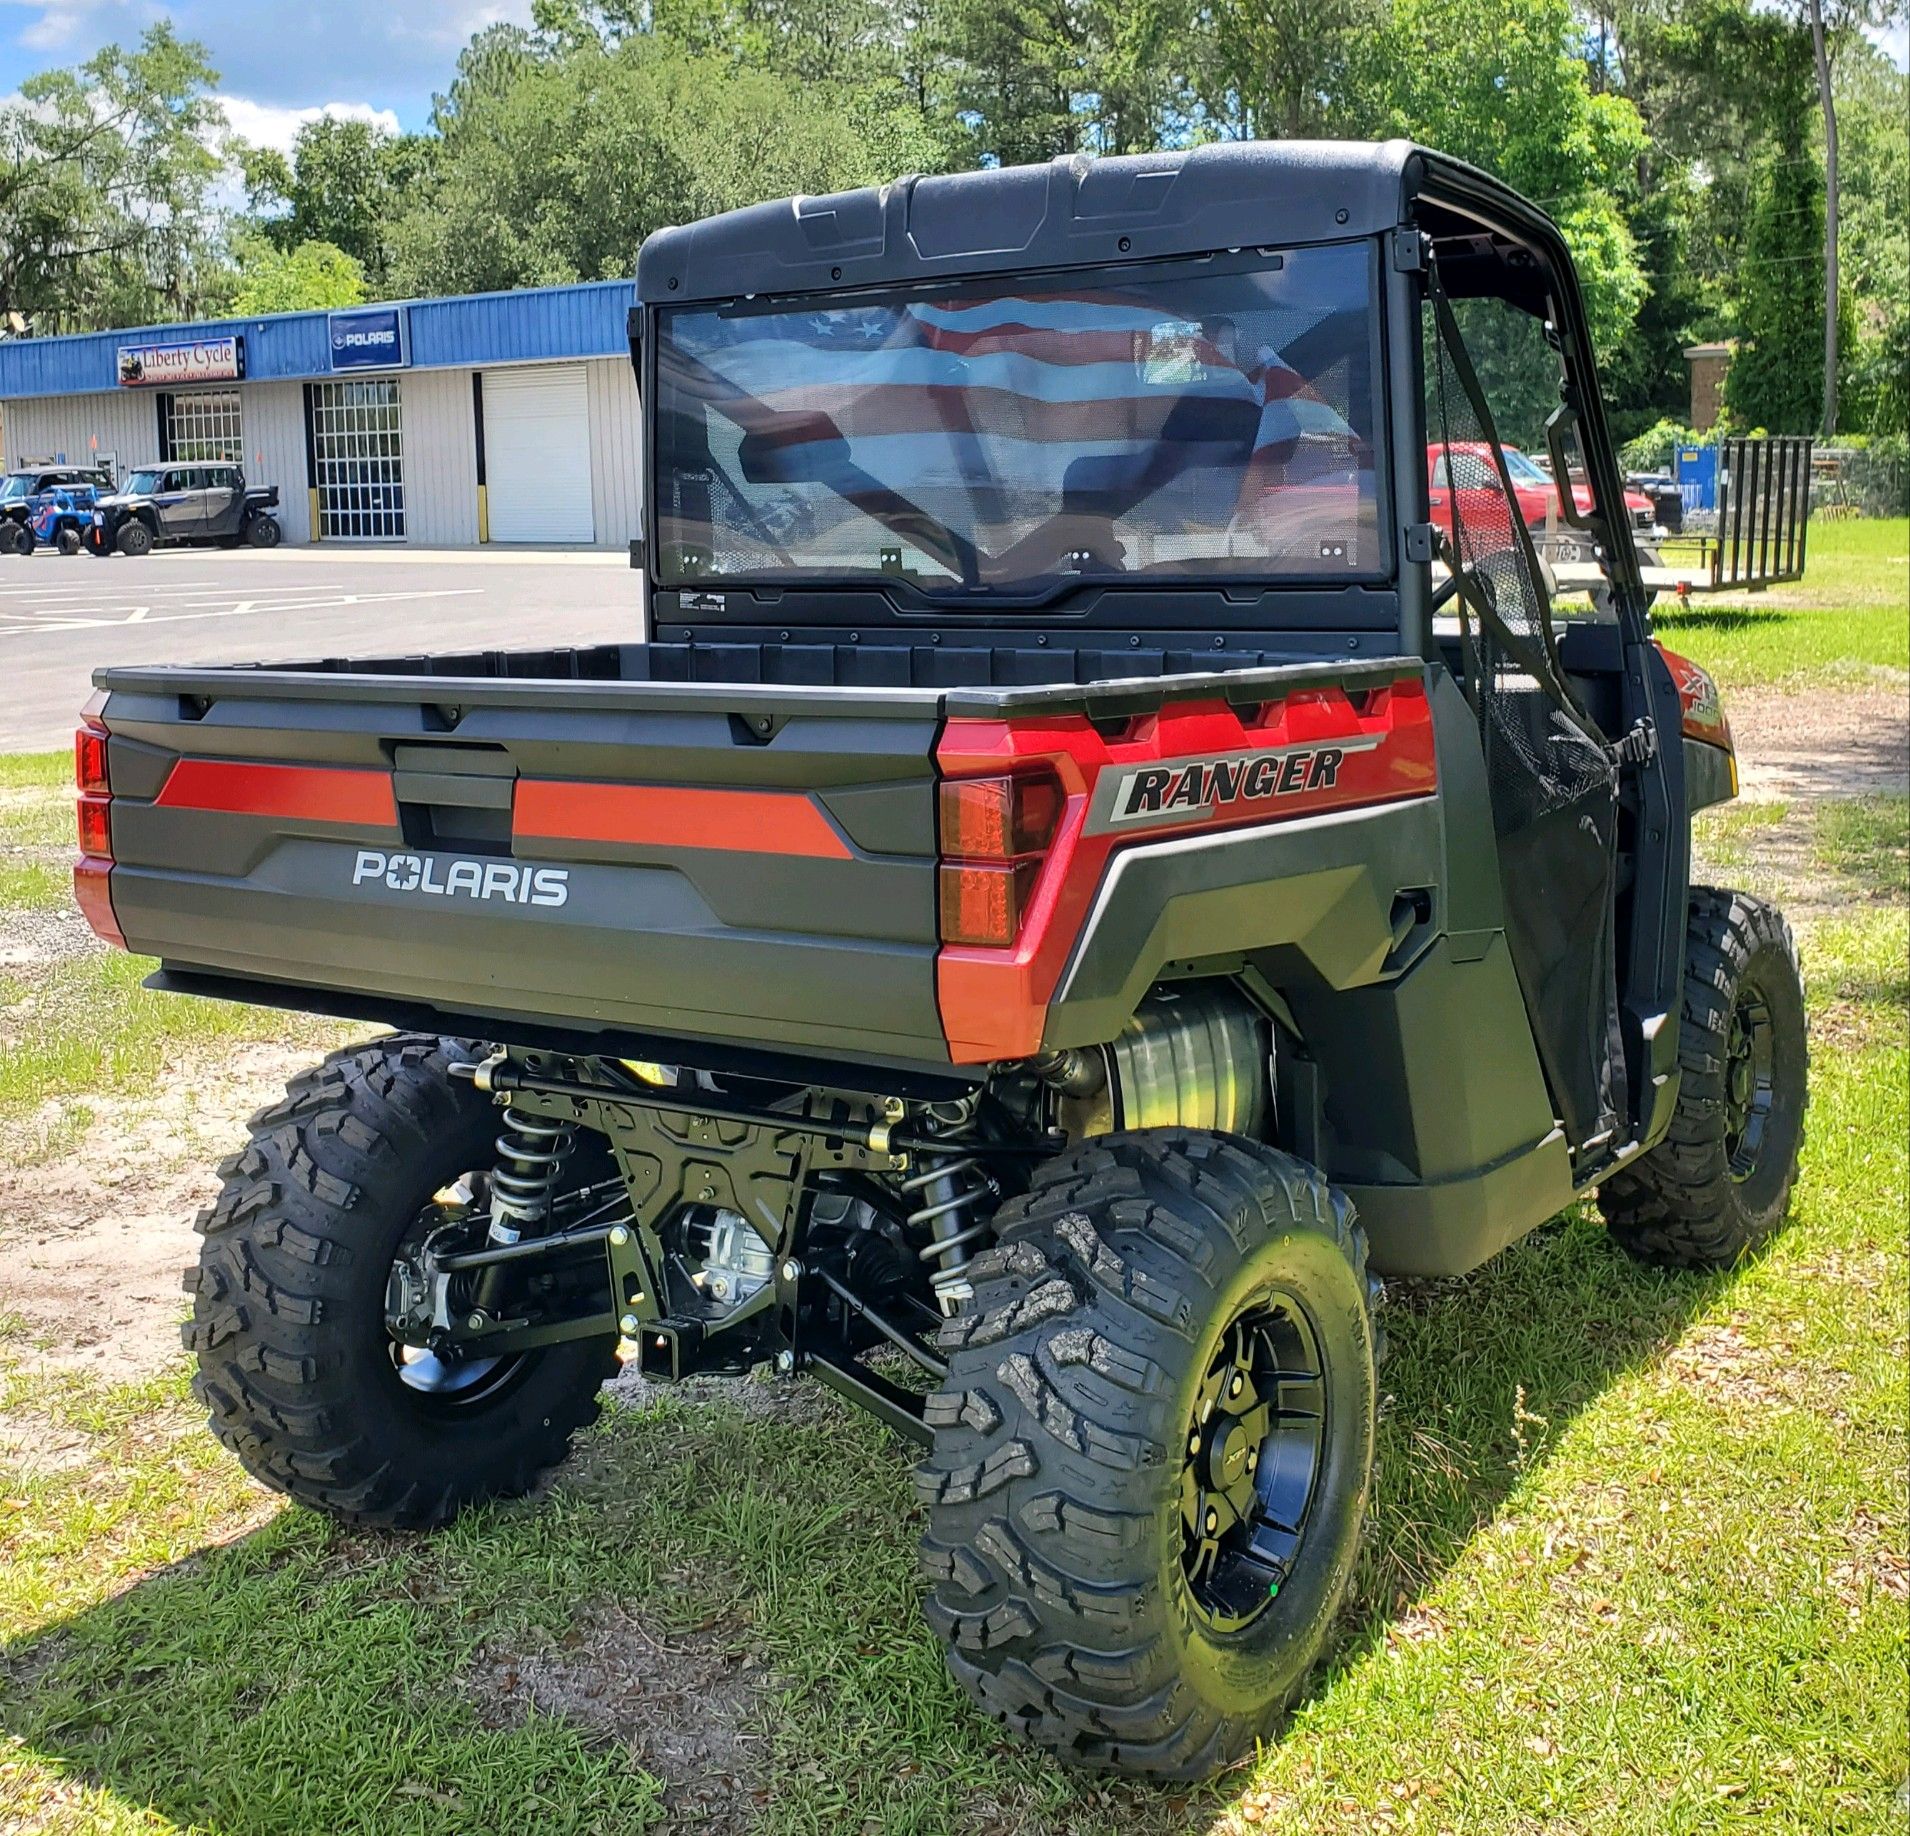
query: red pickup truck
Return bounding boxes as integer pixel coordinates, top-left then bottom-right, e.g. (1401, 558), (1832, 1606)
(1430, 440), (1658, 557)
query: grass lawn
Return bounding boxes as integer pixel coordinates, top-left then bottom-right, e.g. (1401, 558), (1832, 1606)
(0, 751), (337, 1153)
(1652, 517), (1909, 688)
(0, 523), (1903, 1835)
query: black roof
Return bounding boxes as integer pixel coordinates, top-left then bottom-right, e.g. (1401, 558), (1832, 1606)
(636, 140), (1541, 307)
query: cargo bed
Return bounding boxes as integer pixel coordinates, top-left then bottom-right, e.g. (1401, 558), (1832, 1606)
(89, 640), (1431, 1080)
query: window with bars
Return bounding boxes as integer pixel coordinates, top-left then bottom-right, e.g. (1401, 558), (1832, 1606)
(309, 379), (406, 540)
(165, 390), (243, 462)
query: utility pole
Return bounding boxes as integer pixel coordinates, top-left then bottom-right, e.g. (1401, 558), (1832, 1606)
(1807, 0), (1839, 437)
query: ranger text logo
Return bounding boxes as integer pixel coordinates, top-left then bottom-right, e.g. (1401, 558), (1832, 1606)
(1108, 746), (1350, 827)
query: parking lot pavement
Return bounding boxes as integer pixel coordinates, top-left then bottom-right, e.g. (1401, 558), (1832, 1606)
(0, 547), (642, 751)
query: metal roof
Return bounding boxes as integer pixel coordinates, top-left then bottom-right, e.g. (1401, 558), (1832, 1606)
(0, 278), (635, 401)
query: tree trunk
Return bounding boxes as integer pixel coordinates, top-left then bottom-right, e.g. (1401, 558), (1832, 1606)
(1808, 0), (1838, 438)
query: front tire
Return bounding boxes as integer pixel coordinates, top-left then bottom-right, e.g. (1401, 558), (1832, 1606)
(917, 1132), (1378, 1779)
(116, 518), (154, 557)
(1599, 888), (1807, 1268)
(56, 527), (82, 555)
(184, 1035), (619, 1529)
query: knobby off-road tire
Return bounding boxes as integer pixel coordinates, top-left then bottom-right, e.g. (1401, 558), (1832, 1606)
(917, 1132), (1379, 1778)
(1599, 888), (1807, 1269)
(184, 1034), (619, 1529)
(116, 518), (153, 557)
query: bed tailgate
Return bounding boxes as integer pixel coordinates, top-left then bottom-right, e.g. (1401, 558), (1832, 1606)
(89, 671), (951, 1067)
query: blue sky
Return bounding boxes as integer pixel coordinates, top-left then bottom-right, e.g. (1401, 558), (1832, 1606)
(0, 0), (535, 144)
(2, 0), (1904, 150)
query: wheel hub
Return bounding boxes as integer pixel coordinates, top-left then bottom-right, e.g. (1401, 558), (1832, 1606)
(1723, 984), (1775, 1181)
(1179, 1294), (1326, 1632)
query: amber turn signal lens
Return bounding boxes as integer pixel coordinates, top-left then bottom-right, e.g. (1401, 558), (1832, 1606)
(75, 722), (108, 796)
(938, 859), (1041, 949)
(938, 771), (1063, 861)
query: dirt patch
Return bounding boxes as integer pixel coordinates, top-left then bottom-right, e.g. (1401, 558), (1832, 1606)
(605, 1360), (841, 1427)
(0, 1410), (97, 1478)
(1726, 680), (1908, 804)
(466, 1603), (771, 1833)
(0, 903), (94, 973)
(0, 1040), (327, 1377)
(1690, 679), (1907, 916)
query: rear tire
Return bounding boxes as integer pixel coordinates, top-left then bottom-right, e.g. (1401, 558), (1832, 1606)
(917, 1131), (1378, 1779)
(1599, 888), (1807, 1268)
(56, 527), (82, 555)
(0, 523), (28, 557)
(116, 519), (154, 557)
(184, 1034), (619, 1530)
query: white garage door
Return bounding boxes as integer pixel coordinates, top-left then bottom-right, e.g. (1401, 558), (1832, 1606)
(484, 365), (595, 544)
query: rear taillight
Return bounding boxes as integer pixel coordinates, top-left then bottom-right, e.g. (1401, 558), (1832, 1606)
(76, 792), (110, 857)
(75, 722), (108, 796)
(72, 709), (123, 947)
(937, 769), (1061, 949)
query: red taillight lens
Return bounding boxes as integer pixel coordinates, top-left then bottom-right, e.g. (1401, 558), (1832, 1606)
(73, 857), (123, 948)
(75, 721), (109, 796)
(77, 793), (111, 859)
(938, 859), (1041, 949)
(938, 772), (1062, 861)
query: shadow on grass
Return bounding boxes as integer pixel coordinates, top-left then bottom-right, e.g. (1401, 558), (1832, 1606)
(1653, 603), (1797, 638)
(0, 1212), (1730, 1836)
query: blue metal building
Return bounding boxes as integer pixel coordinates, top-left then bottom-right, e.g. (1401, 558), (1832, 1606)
(0, 280), (640, 548)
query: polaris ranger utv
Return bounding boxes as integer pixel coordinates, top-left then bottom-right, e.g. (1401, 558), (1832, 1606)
(74, 141), (1806, 1779)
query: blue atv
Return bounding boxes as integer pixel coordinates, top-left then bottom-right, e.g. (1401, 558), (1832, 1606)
(1, 466), (114, 556)
(27, 484), (102, 555)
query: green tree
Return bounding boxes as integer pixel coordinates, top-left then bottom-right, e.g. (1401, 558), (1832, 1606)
(1721, 26), (1827, 433)
(388, 28), (945, 298)
(230, 236), (368, 314)
(1138, 0), (1378, 140)
(0, 25), (226, 332)
(915, 0), (1178, 165)
(1830, 42), (1909, 435)
(1351, 0), (1650, 358)
(237, 116), (431, 293)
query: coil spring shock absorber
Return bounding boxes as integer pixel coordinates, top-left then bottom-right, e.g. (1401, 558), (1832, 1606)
(488, 1103), (575, 1247)
(904, 1097), (994, 1316)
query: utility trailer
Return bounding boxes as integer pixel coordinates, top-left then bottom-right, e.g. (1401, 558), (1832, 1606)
(73, 141), (1807, 1779)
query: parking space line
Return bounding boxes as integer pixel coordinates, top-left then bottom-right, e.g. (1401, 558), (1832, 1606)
(0, 579), (220, 598)
(0, 586), (484, 638)
(2, 586), (476, 619)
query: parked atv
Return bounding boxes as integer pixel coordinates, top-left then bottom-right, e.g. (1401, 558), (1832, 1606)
(25, 484), (103, 554)
(84, 461), (281, 556)
(75, 141), (1807, 1781)
(1, 464), (114, 556)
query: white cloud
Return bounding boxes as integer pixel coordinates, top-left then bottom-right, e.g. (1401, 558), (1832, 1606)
(217, 96), (402, 155)
(3, 0), (154, 56)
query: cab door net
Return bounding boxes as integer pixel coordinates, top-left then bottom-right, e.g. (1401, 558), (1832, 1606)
(1426, 266), (1625, 1160)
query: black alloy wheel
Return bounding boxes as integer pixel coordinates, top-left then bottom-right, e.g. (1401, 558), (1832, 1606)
(1722, 980), (1776, 1181)
(1180, 1293), (1326, 1632)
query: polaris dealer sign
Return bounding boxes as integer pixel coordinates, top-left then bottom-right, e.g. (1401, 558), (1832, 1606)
(328, 307), (408, 372)
(116, 336), (243, 388)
